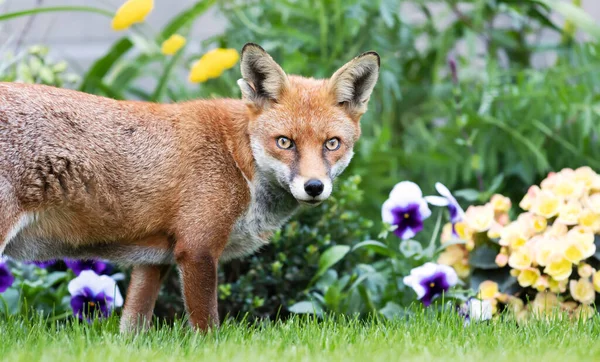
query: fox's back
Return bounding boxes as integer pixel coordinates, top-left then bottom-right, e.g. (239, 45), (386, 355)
(0, 83), (246, 244)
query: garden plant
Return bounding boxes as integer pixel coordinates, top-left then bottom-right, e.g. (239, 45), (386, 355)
(0, 0), (599, 361)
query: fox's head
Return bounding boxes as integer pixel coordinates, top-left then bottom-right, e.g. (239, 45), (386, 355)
(238, 43), (379, 206)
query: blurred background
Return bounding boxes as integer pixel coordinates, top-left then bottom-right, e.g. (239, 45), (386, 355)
(0, 0), (599, 321)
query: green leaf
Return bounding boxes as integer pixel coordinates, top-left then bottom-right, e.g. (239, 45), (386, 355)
(352, 240), (395, 257)
(538, 0), (600, 39)
(399, 240), (423, 259)
(311, 245), (350, 284)
(454, 189), (481, 202)
(80, 38), (134, 93)
(379, 301), (405, 320)
(0, 6), (113, 22)
(469, 245), (500, 270)
(151, 48), (186, 102)
(160, 0), (218, 41)
(288, 300), (323, 315)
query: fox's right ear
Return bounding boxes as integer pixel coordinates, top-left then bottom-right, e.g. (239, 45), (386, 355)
(237, 43), (289, 109)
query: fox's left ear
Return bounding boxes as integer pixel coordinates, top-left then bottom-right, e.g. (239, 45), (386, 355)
(329, 51), (380, 118)
(237, 43), (289, 109)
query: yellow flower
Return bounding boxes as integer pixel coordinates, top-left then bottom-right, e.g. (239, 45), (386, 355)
(519, 185), (540, 211)
(531, 190), (561, 218)
(478, 280), (499, 300)
(189, 48), (240, 83)
(570, 278), (595, 305)
(564, 227), (596, 262)
(111, 0), (154, 31)
(487, 222), (503, 239)
(533, 275), (549, 292)
(534, 236), (558, 267)
(531, 291), (560, 315)
(575, 166), (599, 189)
(578, 263), (594, 278)
(464, 204), (495, 232)
(544, 254), (573, 281)
(495, 251), (508, 268)
(574, 304), (596, 320)
(531, 215), (547, 233)
(437, 245), (463, 266)
(508, 248), (532, 270)
(544, 222), (568, 238)
(579, 209), (600, 233)
(452, 261), (470, 279)
(549, 277), (568, 293)
(553, 178), (584, 200)
(583, 193), (600, 214)
(556, 200), (582, 225)
(593, 270), (600, 292)
(490, 194), (512, 213)
(517, 267), (540, 287)
(161, 34), (186, 55)
(453, 221), (473, 241)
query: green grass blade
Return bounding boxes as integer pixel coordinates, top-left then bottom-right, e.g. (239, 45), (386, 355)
(0, 6), (113, 22)
(150, 49), (186, 102)
(80, 38), (134, 93)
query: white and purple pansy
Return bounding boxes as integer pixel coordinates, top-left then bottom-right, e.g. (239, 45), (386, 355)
(65, 259), (112, 276)
(425, 182), (464, 223)
(382, 181), (432, 240)
(68, 270), (123, 321)
(403, 262), (458, 306)
(0, 258), (14, 293)
(459, 298), (493, 324)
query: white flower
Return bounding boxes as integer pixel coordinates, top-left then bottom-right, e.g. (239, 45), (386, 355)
(425, 182), (465, 223)
(382, 181), (431, 239)
(465, 298), (492, 323)
(403, 262), (458, 306)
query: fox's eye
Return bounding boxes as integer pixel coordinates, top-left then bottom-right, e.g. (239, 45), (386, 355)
(276, 137), (294, 150)
(325, 138), (340, 151)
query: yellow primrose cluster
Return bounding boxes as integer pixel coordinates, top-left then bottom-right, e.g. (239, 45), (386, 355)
(110, 0), (239, 82)
(437, 194), (513, 279)
(448, 167), (600, 321)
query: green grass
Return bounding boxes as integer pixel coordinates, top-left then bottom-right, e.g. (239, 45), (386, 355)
(1, 312), (600, 362)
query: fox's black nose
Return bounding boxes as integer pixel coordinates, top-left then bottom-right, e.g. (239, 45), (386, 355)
(304, 179), (324, 197)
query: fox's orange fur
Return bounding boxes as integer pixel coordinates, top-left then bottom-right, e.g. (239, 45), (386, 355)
(0, 44), (379, 331)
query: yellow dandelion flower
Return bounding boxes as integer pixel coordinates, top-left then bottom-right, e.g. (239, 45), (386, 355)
(517, 267), (540, 287)
(544, 254), (573, 281)
(188, 48), (240, 83)
(570, 278), (595, 305)
(111, 0), (154, 31)
(161, 34), (186, 55)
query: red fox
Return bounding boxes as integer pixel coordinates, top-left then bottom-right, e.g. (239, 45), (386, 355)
(0, 43), (379, 331)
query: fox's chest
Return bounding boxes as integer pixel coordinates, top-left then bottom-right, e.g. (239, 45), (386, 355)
(222, 181), (298, 262)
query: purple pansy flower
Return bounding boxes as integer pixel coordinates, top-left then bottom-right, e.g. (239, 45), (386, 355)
(425, 182), (464, 223)
(0, 260), (14, 293)
(27, 260), (57, 268)
(382, 181), (432, 240)
(403, 262), (458, 306)
(68, 270), (123, 321)
(64, 259), (111, 276)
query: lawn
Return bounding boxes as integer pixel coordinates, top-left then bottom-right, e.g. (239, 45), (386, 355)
(1, 313), (599, 362)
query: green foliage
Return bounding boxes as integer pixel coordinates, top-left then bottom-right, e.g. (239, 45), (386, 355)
(213, 175), (376, 320)
(0, 45), (79, 86)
